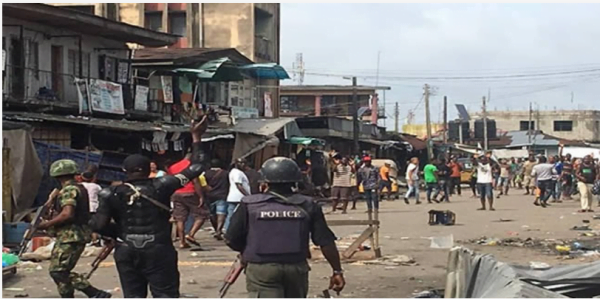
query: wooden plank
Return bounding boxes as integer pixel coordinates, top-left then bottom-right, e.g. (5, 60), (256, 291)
(342, 226), (375, 259)
(327, 220), (380, 226)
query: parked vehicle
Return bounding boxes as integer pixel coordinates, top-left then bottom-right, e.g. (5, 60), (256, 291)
(358, 159), (400, 199)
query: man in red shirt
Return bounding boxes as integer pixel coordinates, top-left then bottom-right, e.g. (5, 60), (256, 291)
(449, 157), (463, 196)
(168, 152), (206, 248)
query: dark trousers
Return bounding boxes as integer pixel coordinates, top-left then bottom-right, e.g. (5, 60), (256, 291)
(426, 182), (440, 201)
(114, 243), (180, 298)
(439, 180), (450, 202)
(363, 189), (379, 210)
(538, 180), (555, 203)
(246, 262), (309, 298)
(450, 177), (461, 195)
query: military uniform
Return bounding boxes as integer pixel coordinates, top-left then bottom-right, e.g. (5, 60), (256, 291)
(90, 142), (206, 298)
(226, 192), (337, 297)
(45, 160), (107, 298)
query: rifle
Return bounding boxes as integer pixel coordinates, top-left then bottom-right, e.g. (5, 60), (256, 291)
(86, 238), (116, 280)
(219, 255), (245, 298)
(18, 188), (59, 257)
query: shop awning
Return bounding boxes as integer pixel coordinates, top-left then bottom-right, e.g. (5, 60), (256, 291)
(287, 137), (325, 146)
(173, 57), (244, 82)
(239, 63), (290, 80)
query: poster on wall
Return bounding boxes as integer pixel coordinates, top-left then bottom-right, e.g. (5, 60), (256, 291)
(117, 61), (129, 84)
(264, 92), (273, 118)
(134, 85), (149, 111)
(74, 78), (91, 114)
(88, 79), (125, 114)
(161, 76), (174, 104)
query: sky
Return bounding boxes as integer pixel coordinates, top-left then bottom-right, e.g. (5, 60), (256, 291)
(279, 3), (600, 129)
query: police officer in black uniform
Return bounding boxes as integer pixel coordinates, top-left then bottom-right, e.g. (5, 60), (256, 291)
(90, 118), (208, 298)
(225, 157), (346, 298)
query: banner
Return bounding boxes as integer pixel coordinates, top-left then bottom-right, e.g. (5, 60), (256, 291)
(232, 107), (259, 119)
(89, 79), (125, 114)
(74, 78), (90, 114)
(134, 85), (149, 111)
(117, 61), (129, 84)
(264, 92), (273, 117)
(161, 76), (173, 104)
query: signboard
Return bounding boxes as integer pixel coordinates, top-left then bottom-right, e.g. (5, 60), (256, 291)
(161, 76), (173, 104)
(264, 92), (273, 117)
(74, 78), (90, 114)
(88, 79), (125, 114)
(2, 50), (5, 72)
(134, 85), (149, 111)
(232, 107), (259, 119)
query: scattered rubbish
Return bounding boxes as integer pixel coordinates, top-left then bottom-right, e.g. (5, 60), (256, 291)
(429, 235), (454, 249)
(572, 225), (591, 231)
(428, 210), (456, 226)
(181, 293), (196, 298)
(507, 231), (519, 236)
(560, 216), (565, 220)
(583, 220), (591, 224)
(113, 287), (121, 293)
(187, 279), (198, 285)
(3, 288), (25, 292)
(412, 289), (443, 298)
(573, 242), (583, 250)
(593, 215), (600, 220)
(14, 294), (28, 298)
(581, 232), (599, 237)
(556, 245), (571, 253)
(82, 246), (103, 257)
(384, 236), (392, 239)
(400, 237), (410, 240)
(18, 261), (39, 269)
(190, 252), (199, 257)
(384, 266), (397, 270)
(21, 242), (54, 261)
(495, 219), (514, 222)
(353, 255), (416, 266)
(529, 261), (551, 270)
(35, 265), (42, 271)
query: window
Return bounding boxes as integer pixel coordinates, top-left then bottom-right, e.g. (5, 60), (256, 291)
(554, 120), (573, 132)
(145, 13), (162, 32)
(519, 121), (535, 131)
(26, 40), (39, 79)
(169, 13), (187, 36)
(68, 50), (90, 78)
(280, 96), (298, 112)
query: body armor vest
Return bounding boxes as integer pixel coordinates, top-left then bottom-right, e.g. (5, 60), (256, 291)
(54, 183), (91, 228)
(242, 193), (312, 263)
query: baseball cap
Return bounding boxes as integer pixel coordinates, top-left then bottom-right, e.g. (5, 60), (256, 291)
(363, 156), (372, 162)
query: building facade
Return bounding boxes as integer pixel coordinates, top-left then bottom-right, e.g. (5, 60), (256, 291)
(471, 110), (600, 142)
(279, 85), (390, 125)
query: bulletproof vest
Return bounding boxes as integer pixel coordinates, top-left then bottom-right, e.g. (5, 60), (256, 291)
(242, 193), (312, 264)
(54, 183), (91, 228)
(112, 180), (172, 249)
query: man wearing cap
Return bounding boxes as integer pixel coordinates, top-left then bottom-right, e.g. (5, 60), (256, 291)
(89, 118), (208, 298)
(38, 159), (110, 298)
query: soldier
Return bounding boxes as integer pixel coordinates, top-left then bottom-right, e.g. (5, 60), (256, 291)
(37, 159), (110, 298)
(225, 157), (346, 298)
(89, 118), (208, 298)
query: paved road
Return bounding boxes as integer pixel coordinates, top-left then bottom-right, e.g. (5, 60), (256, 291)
(3, 191), (599, 298)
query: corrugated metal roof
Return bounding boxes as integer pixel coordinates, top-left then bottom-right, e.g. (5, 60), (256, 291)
(132, 48), (253, 66)
(232, 117), (301, 137)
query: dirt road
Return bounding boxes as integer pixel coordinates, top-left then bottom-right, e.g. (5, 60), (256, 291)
(3, 192), (599, 298)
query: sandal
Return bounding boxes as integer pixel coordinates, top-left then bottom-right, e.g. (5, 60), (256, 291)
(185, 235), (202, 247)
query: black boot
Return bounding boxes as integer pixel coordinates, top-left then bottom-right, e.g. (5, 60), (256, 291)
(82, 286), (112, 298)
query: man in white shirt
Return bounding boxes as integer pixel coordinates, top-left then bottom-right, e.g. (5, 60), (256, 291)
(403, 157), (421, 204)
(531, 156), (557, 208)
(472, 155), (495, 211)
(224, 158), (251, 232)
(80, 168), (102, 246)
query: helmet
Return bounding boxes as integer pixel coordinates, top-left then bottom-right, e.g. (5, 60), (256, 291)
(259, 157), (302, 183)
(49, 159), (79, 177)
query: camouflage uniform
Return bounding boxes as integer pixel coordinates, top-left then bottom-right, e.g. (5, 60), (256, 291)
(48, 181), (94, 297)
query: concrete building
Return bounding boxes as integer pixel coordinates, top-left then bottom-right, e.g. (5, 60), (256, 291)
(471, 110), (600, 142)
(279, 85), (390, 124)
(52, 3), (282, 117)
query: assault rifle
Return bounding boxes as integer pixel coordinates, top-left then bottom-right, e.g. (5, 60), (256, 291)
(18, 188), (60, 257)
(86, 238), (116, 279)
(219, 255), (245, 298)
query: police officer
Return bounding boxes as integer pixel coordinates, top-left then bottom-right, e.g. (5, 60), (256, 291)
(225, 157), (346, 298)
(89, 118), (208, 298)
(38, 159), (110, 298)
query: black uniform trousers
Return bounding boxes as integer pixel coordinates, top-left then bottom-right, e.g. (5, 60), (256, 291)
(114, 243), (180, 298)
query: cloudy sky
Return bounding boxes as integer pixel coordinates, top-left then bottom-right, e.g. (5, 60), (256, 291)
(280, 4), (600, 129)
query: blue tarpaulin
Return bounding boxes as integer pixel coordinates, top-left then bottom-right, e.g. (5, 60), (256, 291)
(239, 63), (290, 80)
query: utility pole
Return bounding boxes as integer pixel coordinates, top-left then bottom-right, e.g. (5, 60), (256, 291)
(482, 96), (488, 151)
(394, 102), (399, 133)
(443, 96), (448, 144)
(528, 102), (533, 144)
(352, 76), (359, 155)
(424, 84), (433, 159)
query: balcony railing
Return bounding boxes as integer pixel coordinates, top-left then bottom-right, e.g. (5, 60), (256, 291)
(255, 35), (273, 62)
(3, 65), (135, 112)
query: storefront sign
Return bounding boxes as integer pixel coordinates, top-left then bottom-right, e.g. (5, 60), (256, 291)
(75, 78), (90, 114)
(161, 76), (173, 104)
(232, 106), (259, 119)
(88, 79), (125, 114)
(134, 85), (149, 111)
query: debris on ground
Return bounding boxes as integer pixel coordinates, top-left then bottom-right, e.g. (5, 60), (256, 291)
(81, 246), (103, 258)
(412, 289), (443, 298)
(529, 261), (551, 270)
(460, 236), (600, 259)
(187, 279), (198, 285)
(3, 288), (25, 292)
(20, 242), (54, 261)
(14, 293), (28, 298)
(352, 255), (417, 266)
(429, 235), (454, 249)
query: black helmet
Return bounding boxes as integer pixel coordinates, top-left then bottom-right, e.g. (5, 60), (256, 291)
(259, 157), (302, 183)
